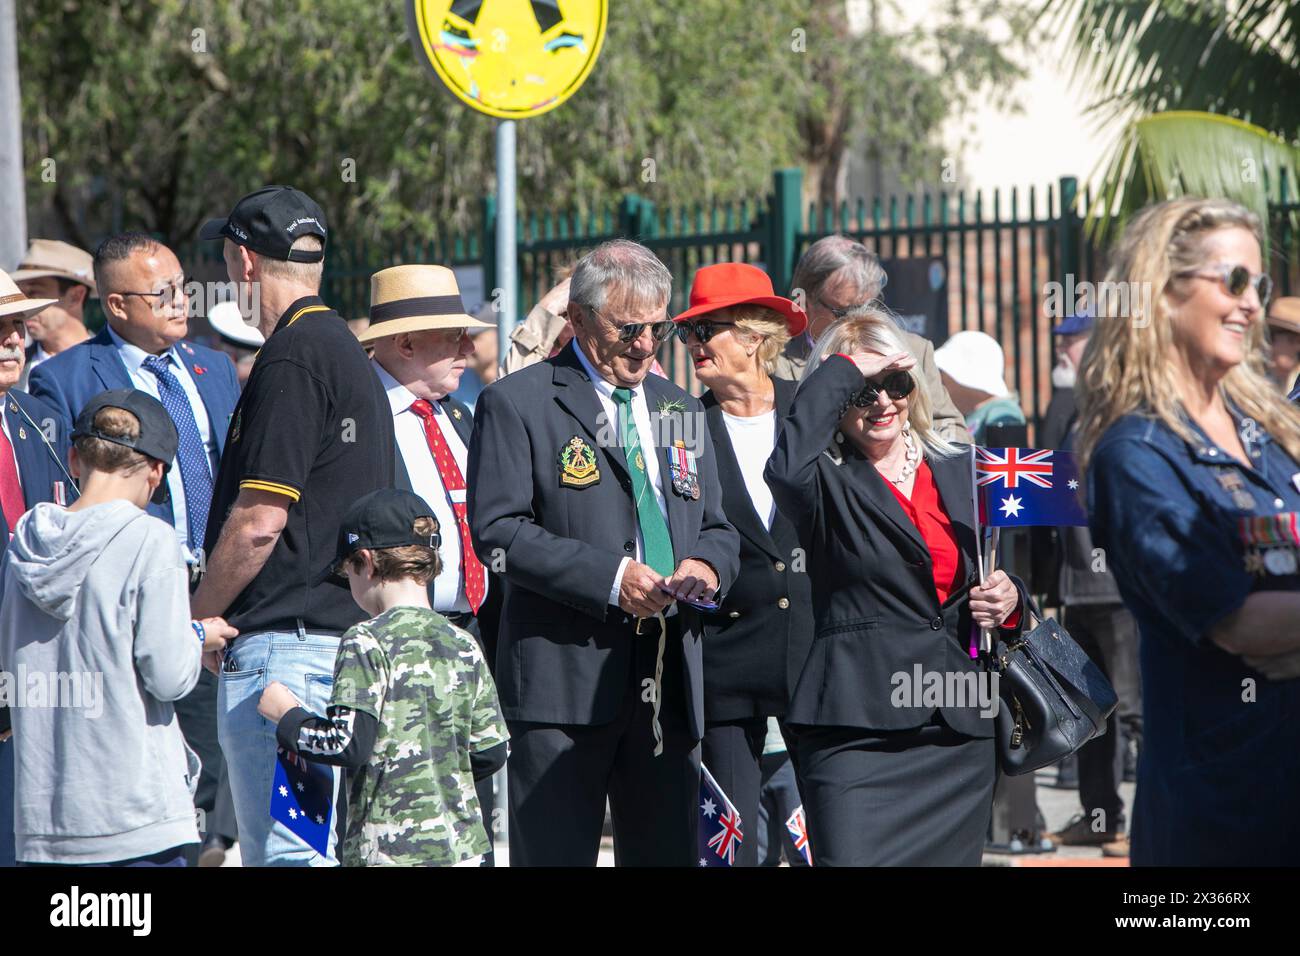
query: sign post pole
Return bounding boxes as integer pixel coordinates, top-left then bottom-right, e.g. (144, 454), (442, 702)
(496, 119), (517, 346)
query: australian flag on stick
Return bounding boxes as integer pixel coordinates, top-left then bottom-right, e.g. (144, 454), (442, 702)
(270, 746), (334, 856)
(698, 764), (743, 867)
(976, 447), (1088, 528)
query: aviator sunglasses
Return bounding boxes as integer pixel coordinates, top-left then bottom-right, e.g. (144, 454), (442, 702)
(852, 370), (915, 408)
(587, 306), (676, 344)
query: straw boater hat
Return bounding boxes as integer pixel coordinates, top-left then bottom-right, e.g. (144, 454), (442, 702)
(357, 265), (493, 344)
(0, 269), (57, 321)
(1266, 296), (1300, 336)
(11, 239), (98, 297)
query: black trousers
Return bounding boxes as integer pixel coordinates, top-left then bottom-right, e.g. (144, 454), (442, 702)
(1065, 603), (1142, 830)
(506, 622), (701, 866)
(702, 717), (804, 867)
(758, 750), (808, 867)
(795, 718), (995, 866)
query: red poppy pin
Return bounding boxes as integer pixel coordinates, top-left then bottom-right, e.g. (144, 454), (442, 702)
(194, 365), (207, 375)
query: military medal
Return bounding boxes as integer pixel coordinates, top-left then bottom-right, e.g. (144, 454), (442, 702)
(559, 435), (600, 488)
(1239, 512), (1300, 576)
(669, 440), (701, 499)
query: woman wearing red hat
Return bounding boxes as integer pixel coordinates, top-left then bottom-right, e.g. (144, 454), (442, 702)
(673, 262), (815, 866)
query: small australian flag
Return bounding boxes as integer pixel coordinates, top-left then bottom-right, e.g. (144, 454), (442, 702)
(270, 746), (334, 856)
(976, 447), (1088, 528)
(698, 764), (744, 867)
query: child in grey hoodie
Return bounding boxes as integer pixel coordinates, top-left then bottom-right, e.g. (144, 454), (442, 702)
(0, 390), (234, 865)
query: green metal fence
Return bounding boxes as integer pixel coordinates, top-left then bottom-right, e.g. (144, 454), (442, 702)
(177, 167), (1300, 429)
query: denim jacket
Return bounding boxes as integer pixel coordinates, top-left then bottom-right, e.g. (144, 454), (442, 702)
(1086, 406), (1300, 865)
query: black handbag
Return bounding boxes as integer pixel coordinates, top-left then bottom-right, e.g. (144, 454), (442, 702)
(991, 604), (1119, 776)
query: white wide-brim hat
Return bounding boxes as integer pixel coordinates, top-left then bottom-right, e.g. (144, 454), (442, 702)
(0, 269), (57, 321)
(934, 330), (1009, 397)
(358, 264), (494, 344)
(207, 300), (265, 348)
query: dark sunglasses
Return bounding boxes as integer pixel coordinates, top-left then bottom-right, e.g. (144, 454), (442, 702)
(674, 319), (735, 344)
(588, 306), (676, 344)
(1175, 264), (1273, 307)
(852, 370), (915, 407)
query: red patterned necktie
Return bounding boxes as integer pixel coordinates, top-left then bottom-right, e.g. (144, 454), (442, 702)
(409, 399), (485, 614)
(0, 415), (26, 534)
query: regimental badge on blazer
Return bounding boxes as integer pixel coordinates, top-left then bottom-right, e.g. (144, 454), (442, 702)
(559, 435), (600, 488)
(668, 439), (701, 500)
(1239, 512), (1300, 576)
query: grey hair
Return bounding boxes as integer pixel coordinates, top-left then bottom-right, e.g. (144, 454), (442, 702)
(569, 239), (672, 313)
(791, 234), (887, 303)
(257, 235), (324, 290)
(801, 303), (961, 459)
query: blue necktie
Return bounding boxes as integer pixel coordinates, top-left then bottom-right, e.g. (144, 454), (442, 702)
(142, 354), (212, 553)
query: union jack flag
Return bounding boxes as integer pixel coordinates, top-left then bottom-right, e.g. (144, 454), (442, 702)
(698, 764), (743, 867)
(785, 805), (813, 866)
(975, 447), (1056, 489)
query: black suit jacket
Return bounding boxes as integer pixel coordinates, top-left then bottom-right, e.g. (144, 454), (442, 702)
(699, 378), (814, 721)
(390, 390), (503, 669)
(467, 341), (740, 740)
(765, 356), (1024, 737)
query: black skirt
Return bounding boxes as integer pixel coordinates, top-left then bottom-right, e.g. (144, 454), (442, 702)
(794, 718), (996, 866)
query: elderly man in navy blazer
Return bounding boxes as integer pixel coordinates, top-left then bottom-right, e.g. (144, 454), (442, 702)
(469, 239), (740, 866)
(28, 233), (241, 865)
(0, 269), (76, 867)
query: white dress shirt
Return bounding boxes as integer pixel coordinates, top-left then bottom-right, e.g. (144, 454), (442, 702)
(571, 340), (673, 608)
(374, 361), (484, 614)
(722, 408), (777, 531)
(108, 326), (215, 561)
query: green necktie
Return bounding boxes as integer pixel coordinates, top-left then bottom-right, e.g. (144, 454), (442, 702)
(611, 387), (675, 577)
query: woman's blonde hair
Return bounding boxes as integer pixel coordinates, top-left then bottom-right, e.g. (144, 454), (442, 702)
(1075, 197), (1300, 472)
(708, 304), (792, 374)
(802, 305), (961, 458)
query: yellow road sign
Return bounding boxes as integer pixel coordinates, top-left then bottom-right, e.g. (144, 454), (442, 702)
(407, 0), (608, 120)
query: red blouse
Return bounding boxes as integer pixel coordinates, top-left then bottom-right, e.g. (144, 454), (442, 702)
(885, 459), (963, 604)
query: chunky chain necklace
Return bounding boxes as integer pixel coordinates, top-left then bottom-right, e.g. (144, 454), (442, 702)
(884, 425), (919, 486)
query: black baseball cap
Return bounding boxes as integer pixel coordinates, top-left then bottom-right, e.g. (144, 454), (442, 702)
(72, 390), (178, 505)
(199, 185), (328, 262)
(316, 489), (442, 586)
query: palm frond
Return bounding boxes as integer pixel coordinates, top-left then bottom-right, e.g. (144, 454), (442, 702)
(1083, 110), (1300, 245)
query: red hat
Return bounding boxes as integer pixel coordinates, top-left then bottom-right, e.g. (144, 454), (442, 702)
(673, 262), (807, 336)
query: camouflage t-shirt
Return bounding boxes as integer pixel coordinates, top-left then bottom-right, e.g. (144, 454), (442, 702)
(329, 605), (509, 866)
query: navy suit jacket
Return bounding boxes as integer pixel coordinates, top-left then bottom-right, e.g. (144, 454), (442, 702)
(28, 326), (241, 530)
(1, 388), (74, 560)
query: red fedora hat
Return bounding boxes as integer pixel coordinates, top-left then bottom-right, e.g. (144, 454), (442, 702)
(673, 262), (807, 336)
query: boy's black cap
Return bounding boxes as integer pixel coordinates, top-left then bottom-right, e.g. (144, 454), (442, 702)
(71, 390), (178, 505)
(199, 185), (327, 263)
(316, 488), (441, 586)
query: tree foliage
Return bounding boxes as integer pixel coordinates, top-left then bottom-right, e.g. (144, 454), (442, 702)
(20, 0), (1028, 248)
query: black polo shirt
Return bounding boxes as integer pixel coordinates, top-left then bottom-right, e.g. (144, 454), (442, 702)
(204, 296), (395, 634)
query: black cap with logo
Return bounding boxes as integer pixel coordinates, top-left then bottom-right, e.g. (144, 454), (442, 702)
(316, 488), (442, 585)
(199, 185), (328, 262)
(72, 389), (179, 505)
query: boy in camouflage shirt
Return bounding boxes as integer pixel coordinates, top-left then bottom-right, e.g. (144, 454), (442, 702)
(259, 489), (508, 866)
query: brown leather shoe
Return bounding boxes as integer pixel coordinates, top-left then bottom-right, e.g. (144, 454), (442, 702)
(1101, 835), (1130, 857)
(1047, 814), (1119, 847)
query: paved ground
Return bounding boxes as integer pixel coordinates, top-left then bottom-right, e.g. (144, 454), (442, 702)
(219, 765), (1133, 867)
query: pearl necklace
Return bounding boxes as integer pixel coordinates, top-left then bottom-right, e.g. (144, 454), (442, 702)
(884, 426), (919, 486)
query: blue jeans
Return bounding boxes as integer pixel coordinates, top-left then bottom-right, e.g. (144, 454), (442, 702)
(216, 627), (342, 867)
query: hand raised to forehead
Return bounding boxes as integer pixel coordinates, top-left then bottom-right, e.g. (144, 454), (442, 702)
(847, 350), (915, 380)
